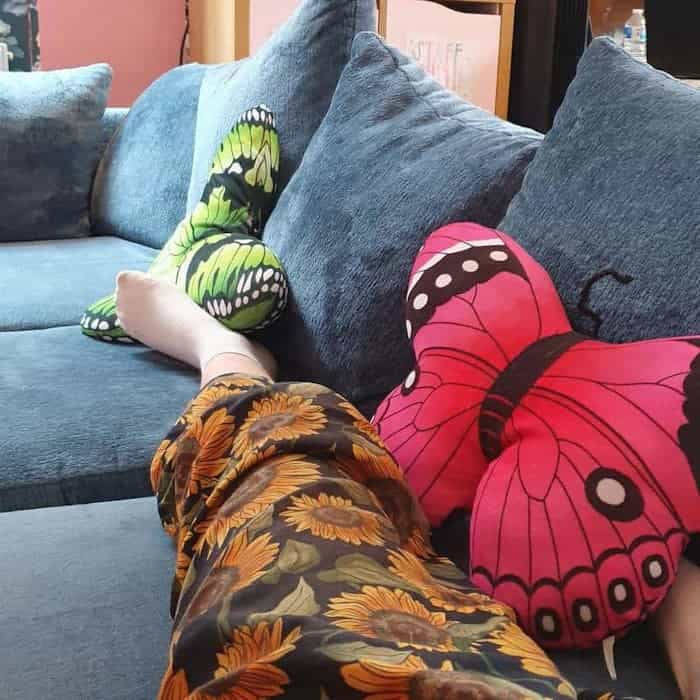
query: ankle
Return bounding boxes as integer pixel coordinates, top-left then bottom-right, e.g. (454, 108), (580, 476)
(200, 352), (273, 387)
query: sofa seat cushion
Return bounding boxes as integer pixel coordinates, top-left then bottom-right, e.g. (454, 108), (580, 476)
(0, 498), (679, 700)
(0, 236), (156, 331)
(1, 498), (173, 700)
(0, 326), (198, 511)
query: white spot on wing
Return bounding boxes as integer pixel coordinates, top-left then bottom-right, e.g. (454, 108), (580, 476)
(413, 293), (428, 310)
(435, 274), (452, 288)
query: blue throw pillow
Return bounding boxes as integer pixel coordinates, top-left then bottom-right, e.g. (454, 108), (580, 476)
(91, 63), (208, 249)
(0, 64), (112, 242)
(500, 38), (700, 341)
(261, 32), (542, 416)
(186, 0), (376, 212)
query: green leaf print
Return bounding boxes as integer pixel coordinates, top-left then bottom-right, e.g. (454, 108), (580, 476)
(277, 540), (322, 575)
(152, 188), (249, 277)
(317, 553), (421, 593)
(80, 293), (129, 341)
(248, 577), (320, 626)
(83, 105), (285, 344)
(320, 641), (413, 665)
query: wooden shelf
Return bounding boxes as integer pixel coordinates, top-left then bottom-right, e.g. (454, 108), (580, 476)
(189, 0), (250, 62)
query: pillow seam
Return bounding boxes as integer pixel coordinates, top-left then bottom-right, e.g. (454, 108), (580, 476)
(374, 35), (486, 127)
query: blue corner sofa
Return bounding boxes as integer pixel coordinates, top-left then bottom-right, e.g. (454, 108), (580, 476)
(2, 19), (695, 700)
(0, 110), (680, 700)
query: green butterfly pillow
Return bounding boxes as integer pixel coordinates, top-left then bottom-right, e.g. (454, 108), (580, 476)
(81, 106), (288, 342)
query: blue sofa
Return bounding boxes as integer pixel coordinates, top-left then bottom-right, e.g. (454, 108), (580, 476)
(0, 111), (680, 700)
(1, 35), (691, 700)
(0, 105), (201, 515)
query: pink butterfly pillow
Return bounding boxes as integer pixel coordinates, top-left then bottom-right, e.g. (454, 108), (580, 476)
(373, 222), (700, 649)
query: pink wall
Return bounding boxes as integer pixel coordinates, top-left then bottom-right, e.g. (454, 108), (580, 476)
(38, 0), (185, 107)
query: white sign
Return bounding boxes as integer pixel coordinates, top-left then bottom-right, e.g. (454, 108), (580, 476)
(387, 0), (501, 112)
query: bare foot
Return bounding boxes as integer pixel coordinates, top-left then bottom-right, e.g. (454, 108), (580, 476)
(115, 271), (276, 382)
(654, 558), (700, 700)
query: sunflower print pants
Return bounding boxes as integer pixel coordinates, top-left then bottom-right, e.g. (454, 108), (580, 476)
(152, 374), (620, 700)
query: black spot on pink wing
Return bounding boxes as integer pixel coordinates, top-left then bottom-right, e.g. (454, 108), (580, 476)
(584, 468), (644, 522)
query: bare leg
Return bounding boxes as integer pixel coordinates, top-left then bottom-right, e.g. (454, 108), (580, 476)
(654, 558), (700, 700)
(115, 271), (276, 386)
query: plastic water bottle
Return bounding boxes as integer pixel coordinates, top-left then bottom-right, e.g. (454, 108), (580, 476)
(623, 9), (647, 63)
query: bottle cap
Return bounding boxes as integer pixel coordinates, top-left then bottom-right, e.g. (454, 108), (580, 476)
(633, 8), (644, 14)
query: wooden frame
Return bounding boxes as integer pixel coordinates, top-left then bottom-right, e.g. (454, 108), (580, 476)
(377, 0), (516, 118)
(189, 0), (516, 117)
(189, 0), (251, 63)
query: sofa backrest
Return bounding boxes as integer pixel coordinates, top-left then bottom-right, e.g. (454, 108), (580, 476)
(90, 63), (207, 249)
(97, 108), (128, 163)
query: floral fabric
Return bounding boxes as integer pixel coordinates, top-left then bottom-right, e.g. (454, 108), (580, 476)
(152, 374), (621, 699)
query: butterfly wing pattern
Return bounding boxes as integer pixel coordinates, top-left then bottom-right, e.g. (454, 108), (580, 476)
(373, 222), (700, 648)
(374, 224), (571, 524)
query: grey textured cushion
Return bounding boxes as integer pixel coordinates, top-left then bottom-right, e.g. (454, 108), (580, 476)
(91, 64), (207, 249)
(0, 326), (198, 512)
(500, 38), (700, 341)
(187, 0), (376, 211)
(1, 498), (172, 700)
(262, 32), (542, 416)
(0, 64), (112, 242)
(0, 237), (155, 331)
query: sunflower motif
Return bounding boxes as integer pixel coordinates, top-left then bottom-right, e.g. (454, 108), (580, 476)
(341, 655), (454, 700)
(388, 550), (515, 619)
(284, 382), (332, 400)
(281, 492), (385, 546)
(334, 438), (404, 483)
(170, 408), (237, 500)
(233, 393), (327, 456)
(405, 526), (436, 559)
(344, 473), (430, 556)
(196, 454), (320, 551)
(151, 437), (179, 492)
(483, 621), (573, 690)
(184, 530), (278, 619)
(185, 377), (264, 423)
(175, 529), (194, 588)
(191, 620), (302, 700)
(159, 665), (189, 700)
(205, 445), (277, 511)
(173, 436), (202, 502)
(187, 409), (238, 496)
(338, 399), (385, 444)
(326, 586), (457, 652)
